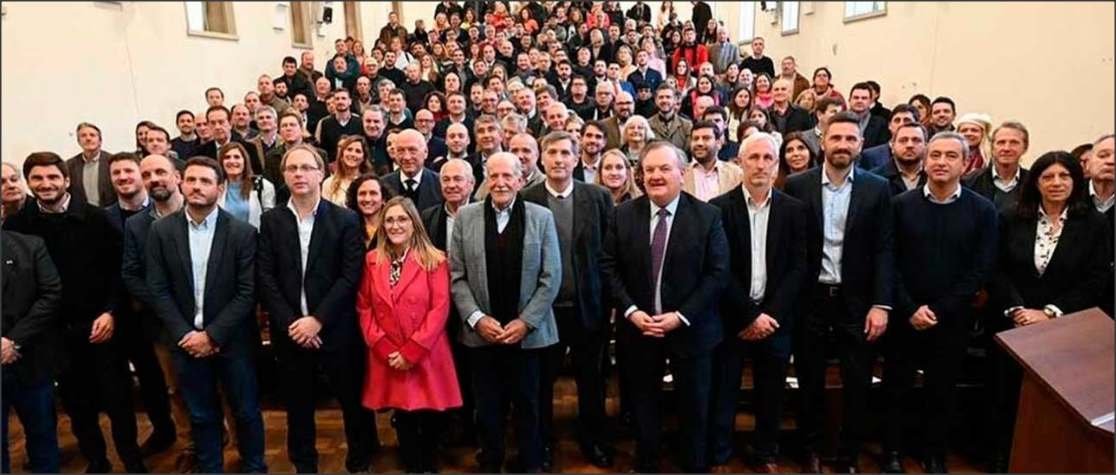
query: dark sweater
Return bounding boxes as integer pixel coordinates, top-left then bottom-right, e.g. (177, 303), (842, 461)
(963, 166), (1030, 214)
(892, 187), (998, 323)
(740, 55), (776, 79)
(317, 114), (363, 164)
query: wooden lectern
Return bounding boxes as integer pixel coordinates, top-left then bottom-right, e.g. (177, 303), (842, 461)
(995, 308), (1115, 473)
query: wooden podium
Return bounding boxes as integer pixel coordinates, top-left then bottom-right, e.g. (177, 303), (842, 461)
(995, 308), (1114, 473)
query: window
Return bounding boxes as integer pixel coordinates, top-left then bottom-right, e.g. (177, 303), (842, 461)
(344, 1), (363, 42)
(737, 1), (757, 44)
(185, 1), (237, 38)
(844, 1), (886, 22)
(781, 1), (800, 35)
(290, 1), (313, 48)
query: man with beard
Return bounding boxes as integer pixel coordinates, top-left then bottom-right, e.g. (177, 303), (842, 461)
(740, 36), (775, 79)
(870, 123), (929, 196)
(145, 158), (266, 473)
(360, 106), (392, 176)
(859, 105), (920, 171)
(65, 122), (115, 206)
(434, 92), (475, 140)
(783, 112), (894, 473)
(171, 110), (203, 160)
(649, 84), (693, 151)
(927, 96), (957, 136)
(316, 88), (362, 164)
(279, 55), (312, 100)
(4, 152), (147, 473)
(683, 121), (743, 202)
(574, 121), (607, 183)
(603, 91), (635, 150)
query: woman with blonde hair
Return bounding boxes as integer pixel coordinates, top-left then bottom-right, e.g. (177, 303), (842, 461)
(323, 136), (372, 205)
(794, 88), (818, 115)
(595, 149), (644, 204)
(357, 196), (461, 473)
(956, 112), (993, 174)
(620, 115), (656, 164)
(217, 142), (275, 228)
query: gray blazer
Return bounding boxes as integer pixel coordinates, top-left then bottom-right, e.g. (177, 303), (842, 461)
(450, 199), (561, 349)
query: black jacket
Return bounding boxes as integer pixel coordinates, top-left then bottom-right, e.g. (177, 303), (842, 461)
(384, 168), (445, 212)
(870, 159), (928, 197)
(601, 192), (729, 356)
(145, 209), (258, 355)
(710, 188), (807, 356)
(257, 200), (364, 353)
(121, 208), (169, 342)
(65, 151), (116, 206)
(991, 208), (1112, 324)
(862, 114), (891, 149)
(1, 231), (63, 385)
(770, 104), (815, 136)
(783, 167), (895, 319)
(964, 165), (1031, 214)
(522, 181), (614, 333)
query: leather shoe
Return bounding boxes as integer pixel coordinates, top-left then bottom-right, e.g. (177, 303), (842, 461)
(541, 444), (554, 472)
(923, 455), (948, 473)
(751, 461), (780, 473)
(801, 452), (822, 473)
(139, 430), (177, 457)
(881, 451), (905, 473)
(582, 444), (614, 468)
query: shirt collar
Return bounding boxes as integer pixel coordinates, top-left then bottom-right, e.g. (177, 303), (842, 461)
(402, 168), (424, 185)
(743, 186), (773, 209)
(650, 194), (681, 219)
(544, 180), (574, 199)
(821, 163), (855, 186)
(991, 164), (1021, 183)
(286, 197), (321, 221)
(492, 196), (516, 213)
(691, 160), (720, 174)
(38, 193), (72, 214)
(81, 150), (102, 163)
(922, 183), (963, 204)
(1038, 205), (1068, 221)
(187, 206), (220, 229)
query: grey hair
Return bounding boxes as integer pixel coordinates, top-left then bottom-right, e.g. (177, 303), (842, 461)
(639, 140), (687, 170)
(622, 115), (656, 142)
(442, 158), (475, 184)
(928, 131), (970, 161)
(1094, 133), (1114, 146)
(254, 105), (277, 120)
(739, 132), (779, 157)
(487, 151), (523, 177)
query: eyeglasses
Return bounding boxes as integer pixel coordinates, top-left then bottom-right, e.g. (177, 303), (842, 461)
(283, 164), (320, 173)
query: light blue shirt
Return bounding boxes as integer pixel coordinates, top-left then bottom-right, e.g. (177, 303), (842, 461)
(223, 183), (250, 223)
(188, 207), (219, 329)
(819, 164), (854, 285)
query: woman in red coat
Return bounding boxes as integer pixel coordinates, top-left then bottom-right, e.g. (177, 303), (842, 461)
(357, 196), (461, 473)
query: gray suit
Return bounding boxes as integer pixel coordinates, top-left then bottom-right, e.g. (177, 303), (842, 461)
(708, 42), (741, 75)
(449, 199), (561, 350)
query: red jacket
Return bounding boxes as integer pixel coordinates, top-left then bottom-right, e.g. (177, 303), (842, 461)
(357, 250), (461, 411)
(671, 44), (710, 76)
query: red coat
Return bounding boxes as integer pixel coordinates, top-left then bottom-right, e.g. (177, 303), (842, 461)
(357, 250), (462, 411)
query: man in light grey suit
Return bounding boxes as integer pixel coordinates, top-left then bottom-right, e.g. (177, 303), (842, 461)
(708, 26), (740, 75)
(449, 152), (562, 473)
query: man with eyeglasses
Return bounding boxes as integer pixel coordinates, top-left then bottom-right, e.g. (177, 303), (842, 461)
(414, 109), (448, 161)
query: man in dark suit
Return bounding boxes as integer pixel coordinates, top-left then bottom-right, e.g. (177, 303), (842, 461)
(145, 157), (266, 473)
(783, 112), (895, 473)
(627, 50), (663, 92)
(523, 132), (615, 470)
(258, 145), (378, 473)
(708, 133), (808, 473)
(849, 82), (891, 149)
(1, 230), (62, 474)
(4, 152), (147, 473)
(1087, 134), (1114, 317)
(963, 121), (1031, 214)
(104, 153), (179, 456)
(858, 105), (920, 171)
(870, 123), (929, 196)
(193, 105), (249, 160)
(883, 132), (998, 474)
(769, 78), (814, 136)
(601, 141), (729, 472)
(65, 122), (115, 206)
(626, 1), (651, 24)
(385, 129), (445, 211)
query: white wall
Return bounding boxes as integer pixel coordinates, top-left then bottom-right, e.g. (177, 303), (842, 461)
(1, 1), (348, 163)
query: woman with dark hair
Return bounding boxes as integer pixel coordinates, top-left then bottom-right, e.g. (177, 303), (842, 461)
(217, 142), (275, 228)
(908, 94), (933, 129)
(726, 86), (753, 142)
(135, 120), (158, 155)
(752, 73), (774, 109)
(775, 131), (818, 189)
(810, 67), (845, 103)
(986, 151), (1111, 471)
(424, 91), (449, 123)
(324, 136), (373, 205)
(347, 173), (397, 249)
(680, 74), (722, 120)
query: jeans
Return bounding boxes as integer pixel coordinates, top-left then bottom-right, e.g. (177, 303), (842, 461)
(1, 377), (60, 473)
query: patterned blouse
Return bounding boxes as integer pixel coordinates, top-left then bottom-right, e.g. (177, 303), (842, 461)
(1033, 208), (1067, 276)
(389, 249), (408, 287)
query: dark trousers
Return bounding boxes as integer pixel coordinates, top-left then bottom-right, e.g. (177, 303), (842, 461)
(173, 349), (267, 473)
(470, 345), (544, 471)
(988, 335), (1023, 459)
(57, 337), (145, 471)
(118, 314), (175, 436)
(709, 335), (789, 465)
(882, 318), (969, 457)
(393, 410), (446, 472)
(278, 343), (378, 473)
(1, 377), (59, 473)
(447, 334), (476, 443)
(539, 306), (608, 450)
(794, 285), (873, 460)
(624, 337), (713, 472)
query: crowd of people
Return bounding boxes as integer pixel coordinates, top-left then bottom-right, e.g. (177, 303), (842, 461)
(2, 1), (1114, 474)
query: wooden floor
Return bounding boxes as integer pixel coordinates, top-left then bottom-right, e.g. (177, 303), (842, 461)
(6, 372), (987, 473)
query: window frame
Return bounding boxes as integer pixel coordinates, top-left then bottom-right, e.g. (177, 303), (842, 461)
(184, 1), (238, 41)
(736, 1), (757, 48)
(843, 1), (887, 23)
(781, 1), (800, 36)
(290, 1), (314, 49)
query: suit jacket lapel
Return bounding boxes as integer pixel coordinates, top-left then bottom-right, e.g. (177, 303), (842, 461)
(845, 174), (865, 235)
(663, 195), (690, 275)
(394, 253), (423, 300)
(373, 257), (395, 309)
(729, 190), (752, 287)
(203, 213), (229, 314)
(634, 198), (652, 288)
(808, 168), (824, 231)
(573, 183), (592, 244)
(305, 201), (328, 277)
(765, 192), (782, 277)
(173, 214), (194, 292)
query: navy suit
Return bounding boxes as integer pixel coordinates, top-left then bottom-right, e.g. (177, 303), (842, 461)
(601, 192), (728, 471)
(384, 168), (444, 212)
(858, 144), (892, 171)
(627, 67), (663, 91)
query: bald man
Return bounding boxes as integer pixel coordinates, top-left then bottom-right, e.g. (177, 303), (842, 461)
(383, 129), (444, 211)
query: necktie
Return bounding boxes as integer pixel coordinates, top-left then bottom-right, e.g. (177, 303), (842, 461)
(650, 207), (670, 301)
(405, 178), (417, 197)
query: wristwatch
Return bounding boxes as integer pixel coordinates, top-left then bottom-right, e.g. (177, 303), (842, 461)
(1043, 304), (1063, 319)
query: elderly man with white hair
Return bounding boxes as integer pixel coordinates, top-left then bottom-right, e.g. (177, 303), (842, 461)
(708, 132), (808, 472)
(450, 151), (561, 473)
(383, 129), (444, 211)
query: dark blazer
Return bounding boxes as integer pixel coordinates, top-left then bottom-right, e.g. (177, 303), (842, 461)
(384, 168), (445, 212)
(522, 181), (614, 333)
(627, 68), (663, 91)
(991, 208), (1112, 321)
(784, 167), (895, 319)
(870, 159), (927, 197)
(862, 114), (891, 149)
(428, 136), (448, 163)
(964, 165), (1031, 213)
(1, 231), (62, 385)
(859, 144), (892, 171)
(65, 151), (116, 206)
(257, 200), (365, 353)
(121, 208), (169, 342)
(600, 192), (729, 356)
(710, 188), (807, 355)
(421, 203), (452, 252)
(772, 105), (814, 136)
(105, 202), (151, 234)
(145, 209), (258, 355)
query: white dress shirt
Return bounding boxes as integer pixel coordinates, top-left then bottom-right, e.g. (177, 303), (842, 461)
(187, 207), (220, 329)
(923, 183), (963, 205)
(992, 165), (1021, 193)
(746, 188), (773, 300)
(287, 198), (320, 316)
(1090, 181), (1115, 213)
(819, 165), (854, 284)
(622, 195), (690, 325)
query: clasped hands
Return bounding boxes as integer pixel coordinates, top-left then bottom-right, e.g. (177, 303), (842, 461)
(476, 316), (530, 345)
(737, 313), (779, 340)
(1, 337), (20, 365)
(288, 316), (323, 349)
(1009, 308), (1050, 327)
(630, 311), (683, 338)
(179, 330), (219, 358)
